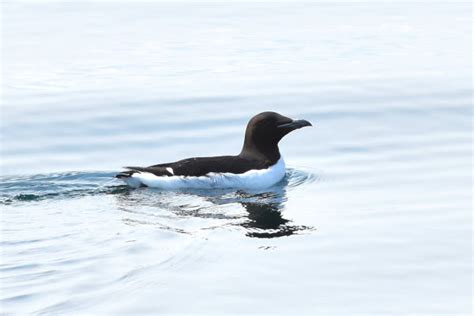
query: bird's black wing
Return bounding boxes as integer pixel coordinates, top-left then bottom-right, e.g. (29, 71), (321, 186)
(117, 155), (270, 178)
(150, 155), (269, 177)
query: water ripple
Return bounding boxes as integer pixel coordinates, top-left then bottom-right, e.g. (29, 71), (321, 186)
(0, 168), (319, 239)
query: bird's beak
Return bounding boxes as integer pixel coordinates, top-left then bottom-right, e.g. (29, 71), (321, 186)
(277, 119), (312, 130)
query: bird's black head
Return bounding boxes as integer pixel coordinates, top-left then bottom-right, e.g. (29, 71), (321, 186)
(240, 111), (312, 160)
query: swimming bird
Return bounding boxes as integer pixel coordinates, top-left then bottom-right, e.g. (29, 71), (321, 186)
(116, 111), (312, 189)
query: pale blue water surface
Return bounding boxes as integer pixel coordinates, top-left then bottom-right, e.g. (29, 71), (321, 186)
(1, 2), (472, 314)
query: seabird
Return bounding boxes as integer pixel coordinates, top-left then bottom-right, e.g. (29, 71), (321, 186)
(116, 111), (312, 189)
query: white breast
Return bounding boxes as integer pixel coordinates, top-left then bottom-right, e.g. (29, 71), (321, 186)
(121, 157), (286, 190)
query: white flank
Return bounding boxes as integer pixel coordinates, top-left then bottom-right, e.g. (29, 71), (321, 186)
(166, 167), (174, 175)
(121, 157), (286, 189)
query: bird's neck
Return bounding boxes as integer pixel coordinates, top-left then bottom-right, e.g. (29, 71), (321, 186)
(240, 140), (281, 164)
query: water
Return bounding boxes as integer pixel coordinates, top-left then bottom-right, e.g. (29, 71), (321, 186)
(1, 2), (472, 314)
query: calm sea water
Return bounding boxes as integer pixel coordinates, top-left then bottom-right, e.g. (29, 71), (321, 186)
(1, 2), (472, 314)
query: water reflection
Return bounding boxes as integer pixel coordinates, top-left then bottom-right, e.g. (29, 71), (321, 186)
(0, 169), (316, 238)
(114, 175), (313, 238)
(242, 202), (309, 238)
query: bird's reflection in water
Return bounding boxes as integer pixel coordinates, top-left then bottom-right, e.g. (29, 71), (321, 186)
(114, 176), (312, 238)
(241, 202), (306, 238)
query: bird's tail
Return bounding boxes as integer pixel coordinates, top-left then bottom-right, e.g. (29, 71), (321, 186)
(115, 169), (146, 188)
(115, 170), (135, 178)
(115, 166), (155, 178)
